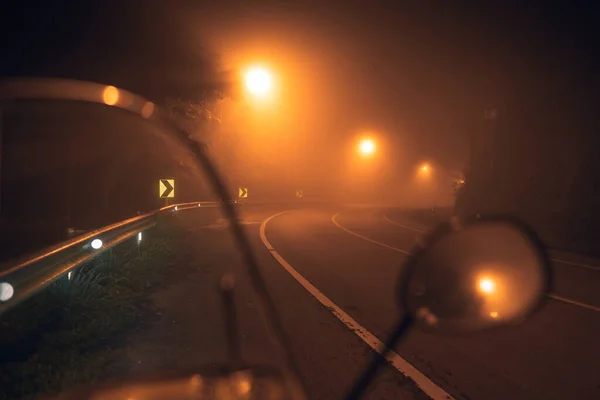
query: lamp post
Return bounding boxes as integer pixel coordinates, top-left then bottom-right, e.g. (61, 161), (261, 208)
(356, 137), (378, 201)
(417, 162), (464, 211)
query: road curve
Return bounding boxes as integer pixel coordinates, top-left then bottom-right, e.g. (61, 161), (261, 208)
(261, 206), (600, 400)
(126, 204), (599, 400)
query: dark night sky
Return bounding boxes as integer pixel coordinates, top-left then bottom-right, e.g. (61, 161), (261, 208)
(1, 1), (598, 174)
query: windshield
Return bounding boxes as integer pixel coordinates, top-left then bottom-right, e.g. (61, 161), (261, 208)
(1, 2), (599, 400)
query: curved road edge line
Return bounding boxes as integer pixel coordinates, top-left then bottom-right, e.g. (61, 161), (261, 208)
(546, 294), (600, 312)
(383, 214), (427, 233)
(332, 213), (413, 256)
(384, 213), (600, 272)
(260, 211), (453, 400)
(549, 258), (600, 271)
(333, 212), (599, 313)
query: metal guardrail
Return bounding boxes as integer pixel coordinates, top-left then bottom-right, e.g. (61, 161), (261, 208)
(0, 78), (227, 315)
(1, 78), (321, 392)
(0, 78), (247, 316)
(0, 201), (220, 315)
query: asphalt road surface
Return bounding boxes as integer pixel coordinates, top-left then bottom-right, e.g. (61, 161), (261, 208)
(126, 204), (600, 400)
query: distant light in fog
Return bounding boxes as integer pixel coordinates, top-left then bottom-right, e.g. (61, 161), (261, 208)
(490, 311), (499, 318)
(244, 66), (272, 96)
(358, 138), (376, 156)
(478, 278), (496, 294)
(417, 163), (431, 180)
(102, 86), (119, 105)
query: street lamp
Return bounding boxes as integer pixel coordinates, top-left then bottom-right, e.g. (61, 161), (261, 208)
(478, 277), (496, 294)
(416, 162), (436, 209)
(241, 64), (291, 186)
(355, 137), (378, 201)
(416, 162), (464, 210)
(244, 66), (273, 97)
(357, 138), (376, 156)
(214, 65), (274, 150)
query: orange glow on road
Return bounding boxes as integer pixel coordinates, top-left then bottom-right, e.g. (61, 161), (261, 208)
(102, 85), (119, 106)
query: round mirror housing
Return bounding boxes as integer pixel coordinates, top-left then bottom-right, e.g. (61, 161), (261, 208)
(398, 215), (551, 333)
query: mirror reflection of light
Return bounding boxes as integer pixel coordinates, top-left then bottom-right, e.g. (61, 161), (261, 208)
(237, 379), (251, 395)
(416, 307), (439, 326)
(141, 102), (154, 118)
(231, 371), (252, 396)
(102, 86), (119, 106)
(189, 374), (202, 389)
(478, 278), (496, 294)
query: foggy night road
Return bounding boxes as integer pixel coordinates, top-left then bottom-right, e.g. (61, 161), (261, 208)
(3, 3), (600, 399)
(127, 204), (600, 400)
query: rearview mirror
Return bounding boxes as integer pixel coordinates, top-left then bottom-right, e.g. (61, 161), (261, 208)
(398, 215), (551, 333)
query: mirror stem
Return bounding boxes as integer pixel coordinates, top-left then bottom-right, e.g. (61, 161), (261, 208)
(345, 315), (414, 400)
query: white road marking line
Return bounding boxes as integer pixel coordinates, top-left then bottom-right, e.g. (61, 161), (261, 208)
(550, 258), (600, 271)
(384, 213), (600, 272)
(335, 211), (600, 314)
(383, 214), (427, 233)
(260, 211), (453, 400)
(546, 294), (600, 312)
(332, 213), (413, 256)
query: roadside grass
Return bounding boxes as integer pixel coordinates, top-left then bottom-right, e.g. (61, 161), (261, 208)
(0, 213), (199, 400)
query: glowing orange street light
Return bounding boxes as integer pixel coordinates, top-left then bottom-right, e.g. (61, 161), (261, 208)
(478, 277), (496, 294)
(421, 163), (429, 172)
(358, 138), (376, 156)
(244, 66), (273, 96)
